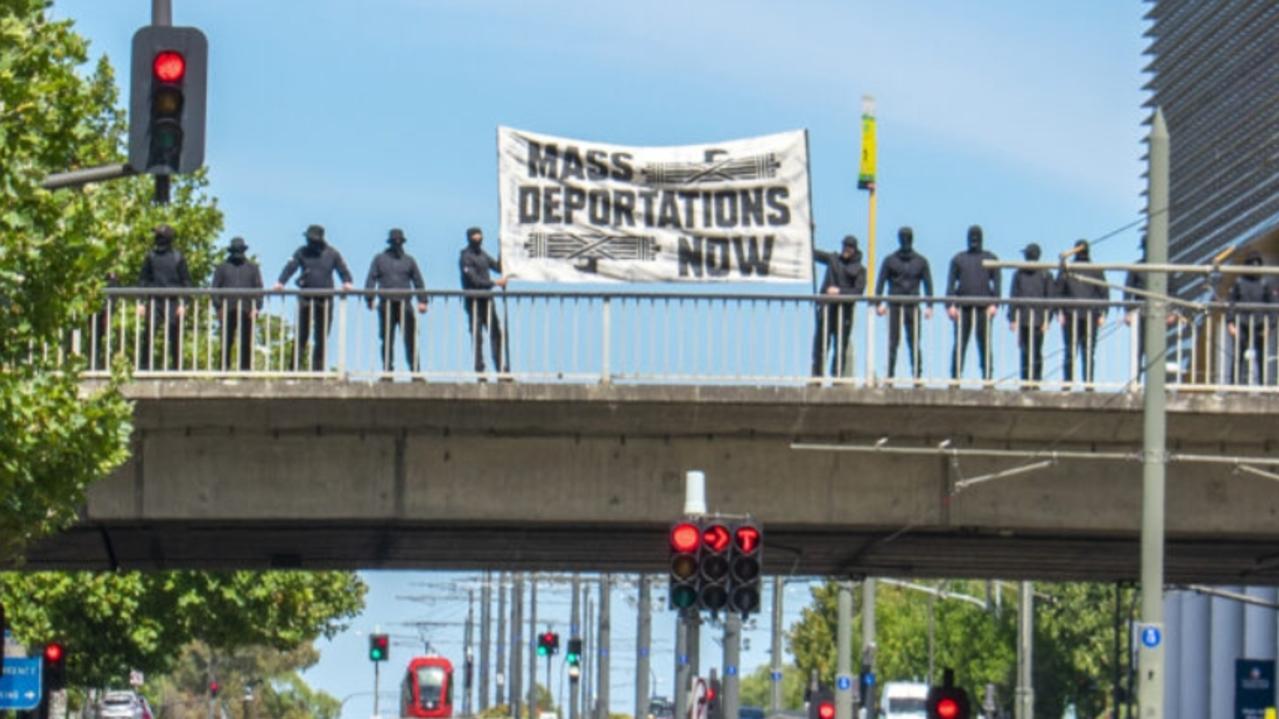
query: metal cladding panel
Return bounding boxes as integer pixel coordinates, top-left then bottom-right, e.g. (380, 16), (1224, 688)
(1144, 0), (1279, 299)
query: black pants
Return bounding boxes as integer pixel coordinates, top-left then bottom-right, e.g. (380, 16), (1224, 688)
(220, 305), (255, 371)
(811, 304), (854, 377)
(886, 304), (922, 378)
(951, 305), (992, 380)
(1232, 322), (1267, 385)
(378, 300), (419, 372)
(296, 298), (334, 371)
(1015, 313), (1046, 382)
(466, 297), (506, 373)
(139, 300), (182, 371)
(1062, 314), (1099, 384)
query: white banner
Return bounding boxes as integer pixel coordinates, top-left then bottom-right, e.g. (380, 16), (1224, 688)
(498, 126), (813, 283)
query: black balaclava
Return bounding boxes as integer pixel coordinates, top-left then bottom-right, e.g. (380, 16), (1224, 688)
(897, 226), (914, 255)
(1245, 251), (1263, 280)
(154, 225), (175, 252)
(1074, 239), (1091, 262)
(466, 226), (483, 249)
(228, 237), (247, 264)
(305, 225), (326, 251)
(1022, 243), (1041, 262)
(841, 235), (859, 260)
(967, 225), (983, 252)
(388, 229), (407, 257)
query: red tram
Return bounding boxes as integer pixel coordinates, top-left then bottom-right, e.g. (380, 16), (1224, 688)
(400, 655), (455, 718)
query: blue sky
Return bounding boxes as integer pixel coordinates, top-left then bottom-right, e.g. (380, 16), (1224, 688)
(50, 1), (1150, 715)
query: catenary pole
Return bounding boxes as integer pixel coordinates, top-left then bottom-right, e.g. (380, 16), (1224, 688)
(512, 573), (524, 719)
(1016, 582), (1034, 718)
(836, 582), (854, 719)
(598, 575), (611, 719)
(571, 574), (582, 719)
(861, 579), (877, 716)
(481, 572), (492, 711)
(1137, 106), (1170, 719)
(770, 577), (784, 714)
(636, 574), (652, 719)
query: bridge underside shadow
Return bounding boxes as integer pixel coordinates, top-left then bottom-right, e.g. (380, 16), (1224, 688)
(24, 381), (1279, 583)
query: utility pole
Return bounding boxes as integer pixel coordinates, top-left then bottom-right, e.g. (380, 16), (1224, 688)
(861, 579), (877, 717)
(598, 574), (611, 719)
(572, 574), (582, 719)
(585, 594), (595, 719)
(466, 590), (476, 717)
(636, 574), (652, 719)
(1016, 582), (1034, 718)
(529, 577), (539, 716)
(836, 582), (853, 719)
(513, 573), (525, 719)
(770, 576), (784, 714)
(482, 572), (493, 712)
(498, 572), (508, 709)
(723, 613), (742, 719)
(1138, 106), (1170, 719)
(675, 610), (691, 719)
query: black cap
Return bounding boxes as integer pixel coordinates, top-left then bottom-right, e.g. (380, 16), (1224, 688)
(305, 224), (325, 241)
(842, 235), (859, 249)
(388, 228), (406, 243)
(1021, 243), (1041, 259)
(898, 226), (913, 241)
(466, 226), (482, 239)
(154, 224), (175, 241)
(228, 236), (248, 252)
(1245, 250), (1264, 265)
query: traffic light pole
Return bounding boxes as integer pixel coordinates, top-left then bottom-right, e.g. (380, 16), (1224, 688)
(512, 574), (524, 719)
(151, 0), (171, 26)
(836, 582), (853, 719)
(1016, 581), (1034, 718)
(675, 610), (691, 719)
(571, 574), (582, 719)
(482, 573), (493, 712)
(598, 574), (611, 719)
(373, 661), (381, 718)
(1138, 107), (1170, 719)
(770, 577), (784, 715)
(723, 613), (742, 719)
(529, 578), (539, 715)
(497, 573), (508, 709)
(636, 575), (652, 719)
(466, 591), (476, 717)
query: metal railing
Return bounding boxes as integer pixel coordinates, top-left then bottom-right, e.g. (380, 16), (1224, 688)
(42, 289), (1279, 392)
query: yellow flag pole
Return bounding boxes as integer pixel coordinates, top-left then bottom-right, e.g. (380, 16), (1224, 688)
(859, 95), (878, 288)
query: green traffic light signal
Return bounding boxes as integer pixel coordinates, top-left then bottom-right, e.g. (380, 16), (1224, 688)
(671, 585), (697, 609)
(369, 634), (389, 662)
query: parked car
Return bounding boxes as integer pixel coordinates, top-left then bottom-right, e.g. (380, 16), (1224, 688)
(96, 690), (153, 719)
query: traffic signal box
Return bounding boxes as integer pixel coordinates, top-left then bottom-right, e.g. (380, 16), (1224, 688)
(566, 638), (582, 682)
(807, 685), (834, 719)
(129, 25), (208, 175)
(668, 517), (763, 616)
(926, 669), (971, 719)
(43, 642), (67, 691)
(369, 633), (390, 662)
(707, 673), (723, 719)
(536, 631), (560, 658)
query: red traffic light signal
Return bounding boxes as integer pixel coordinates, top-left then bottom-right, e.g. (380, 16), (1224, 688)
(702, 524), (730, 553)
(817, 702), (835, 719)
(152, 50), (186, 83)
(935, 698), (958, 719)
(43, 641), (67, 690)
(43, 642), (64, 663)
(209, 681), (221, 698)
(734, 525), (760, 553)
(926, 669), (970, 719)
(671, 523), (700, 553)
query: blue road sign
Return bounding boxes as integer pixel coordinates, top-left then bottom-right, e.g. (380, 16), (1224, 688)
(1140, 625), (1163, 649)
(726, 665), (738, 677)
(770, 671), (783, 682)
(0, 658), (42, 711)
(836, 675), (852, 691)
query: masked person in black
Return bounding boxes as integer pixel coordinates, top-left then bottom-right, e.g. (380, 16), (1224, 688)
(274, 224), (354, 371)
(876, 226), (934, 381)
(811, 235), (867, 380)
(460, 226), (509, 378)
(1056, 239), (1108, 387)
(945, 225), (1000, 382)
(211, 237), (264, 371)
(1008, 243), (1053, 386)
(1227, 250), (1273, 385)
(136, 224), (191, 371)
(365, 228), (428, 375)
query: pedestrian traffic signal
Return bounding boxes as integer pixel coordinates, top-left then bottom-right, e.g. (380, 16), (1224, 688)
(728, 520), (762, 615)
(566, 638), (582, 666)
(698, 523), (731, 611)
(129, 25), (208, 175)
(369, 633), (390, 662)
(807, 685), (834, 719)
(669, 521), (700, 610)
(707, 674), (723, 719)
(537, 631), (559, 657)
(926, 669), (970, 719)
(43, 641), (66, 690)
(209, 681), (220, 699)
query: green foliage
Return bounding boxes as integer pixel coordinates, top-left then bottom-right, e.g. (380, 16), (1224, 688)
(147, 642), (342, 719)
(738, 664), (806, 710)
(0, 0), (224, 559)
(0, 571), (367, 689)
(787, 580), (1136, 718)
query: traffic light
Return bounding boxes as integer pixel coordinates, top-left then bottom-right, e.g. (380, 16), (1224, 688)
(566, 638), (582, 666)
(926, 669), (970, 719)
(728, 520), (762, 615)
(707, 673), (723, 719)
(369, 633), (390, 662)
(807, 685), (834, 719)
(129, 25), (208, 176)
(669, 521), (700, 610)
(537, 631), (559, 657)
(698, 522), (730, 611)
(43, 641), (67, 691)
(209, 681), (220, 699)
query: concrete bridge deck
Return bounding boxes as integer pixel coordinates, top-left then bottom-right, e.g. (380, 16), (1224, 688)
(25, 380), (1279, 583)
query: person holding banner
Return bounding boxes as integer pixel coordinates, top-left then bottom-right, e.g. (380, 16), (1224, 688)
(876, 227), (934, 382)
(811, 235), (866, 380)
(459, 226), (509, 379)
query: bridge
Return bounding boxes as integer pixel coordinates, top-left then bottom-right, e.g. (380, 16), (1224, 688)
(24, 290), (1279, 582)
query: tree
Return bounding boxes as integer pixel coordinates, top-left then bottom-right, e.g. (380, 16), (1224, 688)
(0, 0), (223, 560)
(738, 664), (806, 710)
(0, 571), (367, 691)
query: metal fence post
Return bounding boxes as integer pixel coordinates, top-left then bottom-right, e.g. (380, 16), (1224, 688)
(601, 297), (612, 384)
(336, 293), (348, 377)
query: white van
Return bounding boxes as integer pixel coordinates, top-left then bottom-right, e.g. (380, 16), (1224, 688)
(880, 681), (929, 719)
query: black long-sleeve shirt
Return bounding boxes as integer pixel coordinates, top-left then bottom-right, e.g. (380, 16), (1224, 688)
(814, 249), (866, 296)
(1055, 263), (1108, 319)
(366, 249), (427, 303)
(947, 249), (1000, 305)
(1007, 268), (1054, 322)
(278, 243), (352, 290)
(212, 258), (264, 310)
(460, 245), (502, 290)
(138, 248), (191, 307)
(1228, 275), (1272, 323)
(876, 250), (933, 304)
